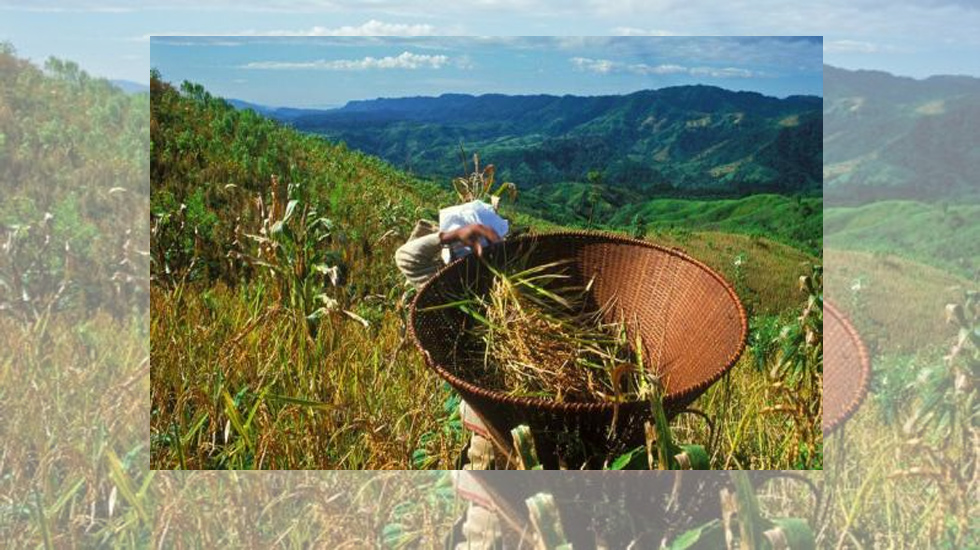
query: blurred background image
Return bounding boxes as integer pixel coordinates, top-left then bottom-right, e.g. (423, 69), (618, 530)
(1, 1), (978, 547)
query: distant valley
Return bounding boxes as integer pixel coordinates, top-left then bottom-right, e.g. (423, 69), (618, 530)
(233, 85), (822, 197)
(824, 64), (980, 204)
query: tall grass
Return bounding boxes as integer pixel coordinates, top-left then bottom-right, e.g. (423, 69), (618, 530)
(814, 279), (979, 548)
(146, 74), (826, 471)
(7, 45), (979, 549)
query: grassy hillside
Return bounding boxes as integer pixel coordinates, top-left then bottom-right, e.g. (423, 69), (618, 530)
(151, 77), (462, 469)
(824, 248), (970, 354)
(825, 200), (980, 280)
(1, 47), (151, 546)
(150, 74), (822, 471)
(520, 187), (821, 256)
(645, 230), (817, 316)
(820, 250), (980, 548)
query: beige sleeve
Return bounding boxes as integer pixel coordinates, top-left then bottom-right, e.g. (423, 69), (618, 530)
(394, 232), (443, 288)
(456, 504), (501, 550)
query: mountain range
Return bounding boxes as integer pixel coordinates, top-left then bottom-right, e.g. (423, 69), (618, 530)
(824, 64), (980, 204)
(110, 79), (150, 95)
(235, 85), (822, 197)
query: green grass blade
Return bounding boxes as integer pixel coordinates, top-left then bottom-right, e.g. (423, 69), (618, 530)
(266, 393), (336, 410)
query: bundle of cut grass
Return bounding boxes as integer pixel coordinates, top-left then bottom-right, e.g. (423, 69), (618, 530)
(435, 250), (655, 403)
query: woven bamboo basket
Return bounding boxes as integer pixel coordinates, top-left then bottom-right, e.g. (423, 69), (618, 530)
(823, 300), (871, 435)
(409, 231), (748, 467)
(457, 471), (730, 548)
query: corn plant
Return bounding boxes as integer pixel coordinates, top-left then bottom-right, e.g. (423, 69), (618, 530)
(607, 358), (710, 471)
(452, 146), (517, 209)
(233, 175), (342, 325)
(761, 265), (822, 469)
(667, 473), (816, 550)
(889, 290), (979, 546)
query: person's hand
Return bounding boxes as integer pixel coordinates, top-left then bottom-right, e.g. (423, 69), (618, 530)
(439, 224), (502, 257)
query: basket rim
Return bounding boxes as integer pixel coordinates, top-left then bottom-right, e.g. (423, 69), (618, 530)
(823, 299), (872, 435)
(408, 229), (749, 414)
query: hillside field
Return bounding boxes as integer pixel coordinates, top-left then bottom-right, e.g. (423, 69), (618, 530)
(149, 76), (822, 471)
(825, 200), (980, 280)
(521, 186), (821, 256)
(6, 45), (980, 550)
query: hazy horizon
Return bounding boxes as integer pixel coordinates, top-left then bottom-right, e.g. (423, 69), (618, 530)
(149, 36), (822, 108)
(5, 1), (980, 85)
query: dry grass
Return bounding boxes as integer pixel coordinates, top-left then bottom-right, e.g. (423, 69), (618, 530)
(649, 230), (816, 316)
(149, 228), (822, 471)
(151, 282), (464, 470)
(0, 312), (151, 547)
(814, 281), (980, 548)
(824, 248), (966, 354)
(439, 256), (647, 403)
(152, 472), (460, 549)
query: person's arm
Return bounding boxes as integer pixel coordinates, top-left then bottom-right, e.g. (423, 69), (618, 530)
(394, 232), (443, 288)
(395, 224), (502, 288)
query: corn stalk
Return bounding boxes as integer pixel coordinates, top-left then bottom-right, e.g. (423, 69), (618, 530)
(669, 473), (816, 550)
(889, 290), (979, 546)
(762, 265), (823, 469)
(231, 175), (343, 330)
(452, 147), (517, 209)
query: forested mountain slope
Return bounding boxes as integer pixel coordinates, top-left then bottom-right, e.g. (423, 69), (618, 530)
(824, 64), (980, 204)
(244, 85), (821, 195)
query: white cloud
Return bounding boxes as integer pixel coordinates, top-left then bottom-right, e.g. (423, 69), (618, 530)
(690, 66), (757, 78)
(243, 51), (450, 70)
(570, 57), (758, 78)
(570, 57), (618, 74)
(824, 39), (881, 54)
(612, 27), (680, 36)
(251, 20), (437, 36)
(144, 19), (438, 40)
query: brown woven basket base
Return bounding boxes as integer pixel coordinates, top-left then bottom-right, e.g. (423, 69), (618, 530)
(410, 231), (747, 468)
(823, 300), (872, 435)
(467, 471), (731, 547)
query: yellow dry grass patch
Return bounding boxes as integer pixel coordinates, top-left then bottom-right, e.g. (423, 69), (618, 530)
(709, 158), (746, 177)
(915, 99), (946, 116)
(778, 114), (800, 127)
(649, 230), (818, 315)
(824, 248), (971, 353)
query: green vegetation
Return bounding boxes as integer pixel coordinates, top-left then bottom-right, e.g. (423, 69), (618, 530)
(150, 73), (462, 469)
(148, 72), (822, 472)
(275, 86), (822, 196)
(7, 42), (980, 547)
(825, 64), (980, 203)
(821, 282), (980, 548)
(821, 67), (980, 546)
(0, 47), (150, 546)
(521, 188), (821, 256)
(825, 200), (980, 280)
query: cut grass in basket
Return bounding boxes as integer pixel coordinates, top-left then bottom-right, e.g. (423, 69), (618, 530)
(424, 247), (657, 404)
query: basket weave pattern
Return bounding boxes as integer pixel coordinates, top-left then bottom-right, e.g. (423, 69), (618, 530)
(409, 231), (748, 466)
(823, 301), (871, 435)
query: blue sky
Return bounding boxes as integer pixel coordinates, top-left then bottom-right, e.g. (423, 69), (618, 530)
(3, 1), (980, 89)
(150, 37), (822, 108)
